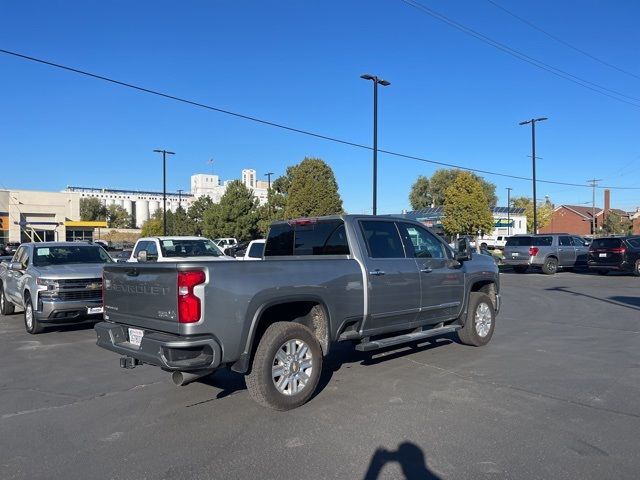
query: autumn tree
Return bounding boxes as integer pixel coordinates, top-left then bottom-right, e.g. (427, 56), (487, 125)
(80, 197), (107, 221)
(106, 205), (131, 228)
(140, 219), (163, 237)
(441, 172), (495, 250)
(511, 196), (553, 233)
(283, 157), (343, 218)
(602, 212), (632, 235)
(413, 169), (498, 209)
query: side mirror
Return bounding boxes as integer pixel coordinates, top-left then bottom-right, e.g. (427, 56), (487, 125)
(10, 262), (23, 272)
(454, 237), (472, 262)
(137, 250), (148, 263)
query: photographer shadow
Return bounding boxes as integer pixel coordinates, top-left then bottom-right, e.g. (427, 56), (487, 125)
(364, 442), (440, 480)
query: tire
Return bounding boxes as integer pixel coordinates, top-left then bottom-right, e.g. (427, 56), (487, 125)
(0, 283), (15, 315)
(542, 257), (558, 275)
(246, 322), (323, 411)
(513, 265), (528, 273)
(457, 292), (495, 347)
(634, 260), (640, 277)
(23, 293), (44, 334)
(596, 269), (608, 276)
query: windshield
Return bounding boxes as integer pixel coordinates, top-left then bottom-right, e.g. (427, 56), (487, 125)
(33, 245), (114, 266)
(160, 239), (224, 257)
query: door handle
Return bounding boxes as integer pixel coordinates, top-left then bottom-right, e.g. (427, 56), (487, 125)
(369, 269), (385, 276)
(420, 267), (433, 273)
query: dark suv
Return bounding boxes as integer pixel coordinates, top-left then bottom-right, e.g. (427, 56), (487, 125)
(503, 234), (590, 274)
(588, 236), (640, 276)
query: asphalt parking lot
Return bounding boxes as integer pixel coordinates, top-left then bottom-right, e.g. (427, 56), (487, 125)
(1, 270), (639, 480)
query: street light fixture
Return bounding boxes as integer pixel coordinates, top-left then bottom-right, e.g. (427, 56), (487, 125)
(153, 149), (175, 235)
(361, 73), (391, 215)
(518, 117), (547, 233)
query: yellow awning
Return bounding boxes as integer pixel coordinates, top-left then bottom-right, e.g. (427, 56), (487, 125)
(64, 221), (108, 228)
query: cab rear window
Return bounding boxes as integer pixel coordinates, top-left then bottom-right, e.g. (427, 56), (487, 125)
(265, 219), (349, 256)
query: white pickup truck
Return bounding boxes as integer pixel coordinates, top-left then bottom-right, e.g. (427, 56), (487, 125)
(127, 236), (233, 263)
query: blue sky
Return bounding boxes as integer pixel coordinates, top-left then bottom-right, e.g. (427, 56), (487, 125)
(1, 0), (639, 214)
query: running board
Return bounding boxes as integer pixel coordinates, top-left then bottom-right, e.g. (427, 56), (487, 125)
(355, 325), (460, 352)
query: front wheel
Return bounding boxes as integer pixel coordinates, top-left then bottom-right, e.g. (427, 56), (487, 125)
(1, 283), (15, 315)
(24, 294), (44, 334)
(542, 257), (558, 275)
(457, 292), (496, 347)
(246, 322), (323, 410)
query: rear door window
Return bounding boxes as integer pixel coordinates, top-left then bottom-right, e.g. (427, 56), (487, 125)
(559, 236), (573, 247)
(533, 236), (553, 246)
(360, 221), (406, 258)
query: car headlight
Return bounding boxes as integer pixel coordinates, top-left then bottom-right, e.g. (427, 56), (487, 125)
(36, 278), (58, 290)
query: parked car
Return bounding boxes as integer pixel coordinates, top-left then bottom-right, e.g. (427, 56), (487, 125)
(588, 236), (640, 276)
(235, 239), (265, 260)
(0, 242), (112, 333)
(2, 242), (20, 256)
(128, 237), (233, 262)
(111, 249), (133, 263)
(223, 240), (250, 257)
(213, 237), (238, 250)
(503, 234), (590, 274)
(96, 215), (500, 410)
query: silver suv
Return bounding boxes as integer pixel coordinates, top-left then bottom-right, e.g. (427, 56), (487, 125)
(504, 234), (590, 274)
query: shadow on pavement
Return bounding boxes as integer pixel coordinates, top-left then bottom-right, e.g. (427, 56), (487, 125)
(363, 442), (440, 480)
(546, 286), (640, 312)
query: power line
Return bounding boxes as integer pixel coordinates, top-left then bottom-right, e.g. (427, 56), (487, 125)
(2, 47), (640, 191)
(485, 0), (640, 82)
(399, 0), (640, 108)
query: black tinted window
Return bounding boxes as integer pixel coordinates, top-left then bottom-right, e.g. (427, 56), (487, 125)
(559, 236), (573, 247)
(248, 242), (265, 258)
(627, 238), (640, 249)
(591, 238), (623, 249)
(361, 221), (405, 258)
(265, 220), (349, 256)
(506, 236), (532, 247)
(533, 236), (553, 246)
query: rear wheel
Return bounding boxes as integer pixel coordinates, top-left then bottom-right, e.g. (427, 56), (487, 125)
(457, 292), (495, 347)
(0, 283), (15, 315)
(513, 265), (528, 273)
(634, 260), (640, 277)
(246, 322), (322, 410)
(542, 257), (558, 275)
(24, 293), (44, 334)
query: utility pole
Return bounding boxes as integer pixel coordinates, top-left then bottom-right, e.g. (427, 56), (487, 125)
(506, 187), (512, 236)
(361, 73), (391, 215)
(153, 149), (175, 235)
(588, 179), (601, 236)
(264, 172), (274, 216)
(519, 117), (548, 233)
(177, 189), (183, 209)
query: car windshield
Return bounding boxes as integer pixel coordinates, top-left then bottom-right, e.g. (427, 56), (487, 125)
(160, 239), (223, 257)
(33, 245), (113, 266)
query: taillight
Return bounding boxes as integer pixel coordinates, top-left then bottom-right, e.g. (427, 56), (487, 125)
(177, 270), (206, 323)
(529, 247), (539, 256)
(610, 247), (626, 254)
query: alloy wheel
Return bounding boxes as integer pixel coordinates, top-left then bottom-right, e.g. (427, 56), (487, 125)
(271, 339), (313, 396)
(474, 302), (492, 338)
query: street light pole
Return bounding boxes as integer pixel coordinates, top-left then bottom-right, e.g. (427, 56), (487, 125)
(153, 149), (175, 235)
(506, 187), (512, 236)
(518, 117), (547, 233)
(588, 179), (601, 236)
(177, 189), (183, 209)
(264, 172), (274, 216)
(361, 73), (391, 216)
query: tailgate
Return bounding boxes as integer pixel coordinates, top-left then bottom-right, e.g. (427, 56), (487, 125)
(103, 263), (181, 334)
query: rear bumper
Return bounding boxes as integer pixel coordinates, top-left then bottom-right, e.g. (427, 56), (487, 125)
(36, 297), (103, 324)
(95, 322), (222, 371)
(588, 262), (630, 272)
(503, 257), (541, 267)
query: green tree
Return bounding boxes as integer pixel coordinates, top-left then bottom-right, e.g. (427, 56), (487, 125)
(202, 180), (259, 241)
(442, 172), (495, 249)
(421, 169), (498, 208)
(408, 175), (432, 210)
(602, 212), (632, 235)
(283, 157), (343, 218)
(140, 219), (163, 237)
(106, 204), (131, 228)
(80, 197), (107, 221)
(172, 205), (195, 235)
(511, 196), (553, 233)
(187, 196), (215, 235)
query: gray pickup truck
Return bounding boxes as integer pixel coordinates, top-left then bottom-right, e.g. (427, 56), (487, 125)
(0, 242), (112, 333)
(96, 215), (500, 410)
